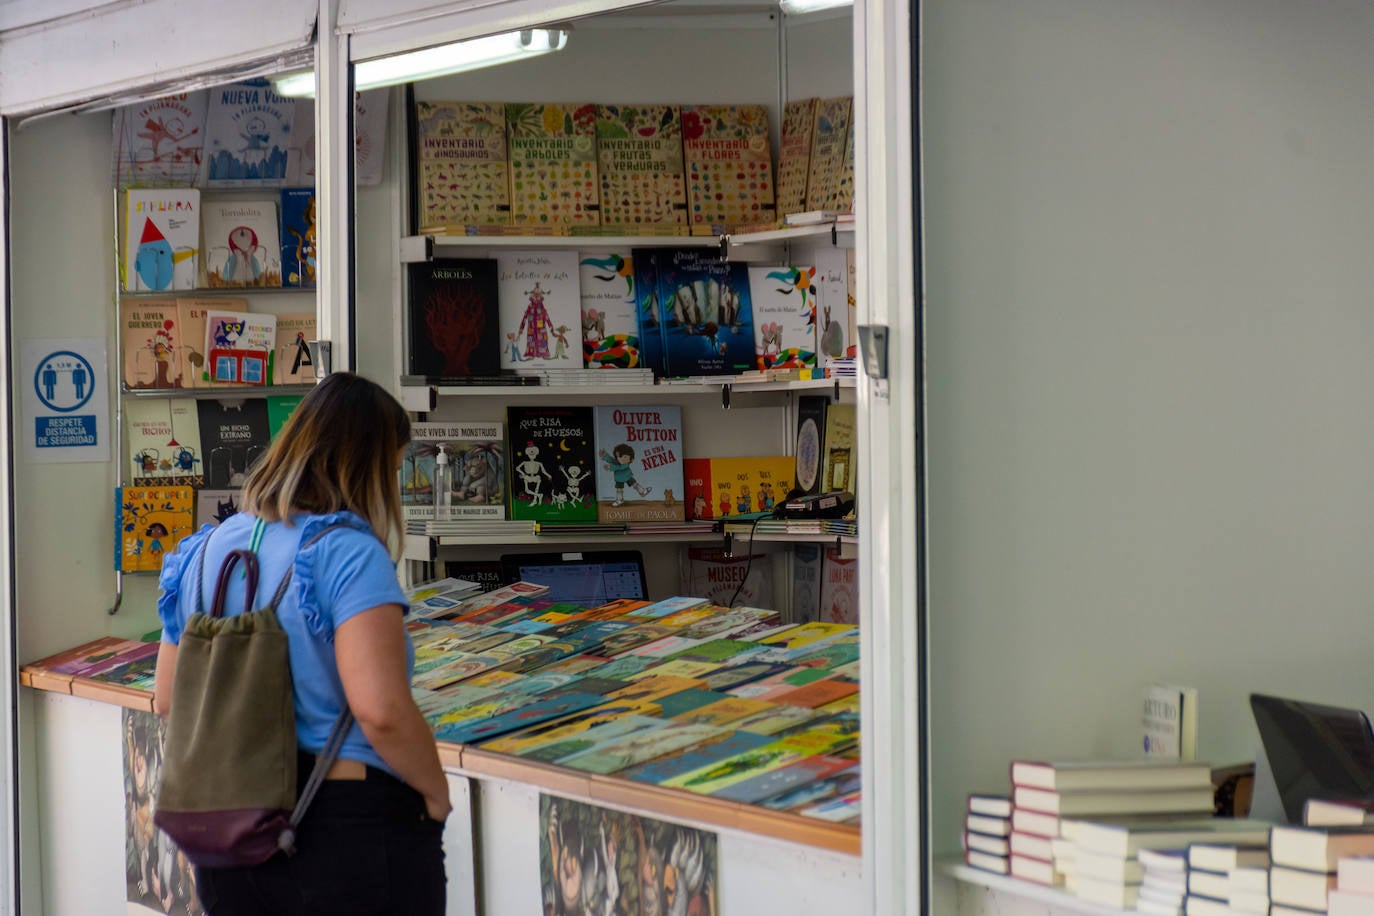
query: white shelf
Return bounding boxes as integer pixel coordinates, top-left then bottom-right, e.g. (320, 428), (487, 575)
(400, 233), (720, 262)
(122, 384), (318, 400)
(725, 221), (855, 259)
(941, 859), (1131, 915)
(399, 377), (854, 411)
(402, 528), (857, 561)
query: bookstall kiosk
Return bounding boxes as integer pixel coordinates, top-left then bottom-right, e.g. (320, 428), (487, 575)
(0, 1), (920, 914)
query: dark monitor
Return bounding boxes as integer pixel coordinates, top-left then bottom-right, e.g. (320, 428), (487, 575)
(499, 550), (648, 607)
(1250, 693), (1374, 823)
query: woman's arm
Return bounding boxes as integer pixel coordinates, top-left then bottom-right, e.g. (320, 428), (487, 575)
(335, 604), (452, 821)
(153, 643), (178, 718)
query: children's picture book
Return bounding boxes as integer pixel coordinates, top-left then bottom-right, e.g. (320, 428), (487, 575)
(196, 397), (271, 488)
(407, 258), (502, 379)
(748, 265), (820, 370)
(195, 489), (241, 528)
(279, 188), (317, 289)
(496, 251), (582, 370)
(203, 310), (276, 385)
(401, 421), (507, 520)
(821, 402), (857, 496)
(806, 96), (853, 211)
(794, 395), (830, 497)
(681, 103), (775, 235)
(506, 406), (598, 523)
(683, 456), (795, 521)
(202, 199), (281, 288)
(593, 405), (685, 523)
(354, 88), (390, 187)
(776, 98), (818, 219)
(679, 545), (774, 609)
(578, 249), (641, 369)
(200, 78), (294, 186)
(657, 248), (755, 376)
(834, 112), (856, 212)
(126, 398), (203, 487)
(286, 97), (315, 185)
(115, 485), (195, 573)
(818, 546), (859, 625)
(265, 395), (303, 438)
(123, 189), (199, 292)
(813, 247), (851, 360)
(630, 247), (668, 377)
(414, 101), (510, 231)
(505, 102), (600, 228)
(792, 543), (824, 624)
(595, 103), (687, 229)
(121, 299), (187, 390)
(111, 92), (208, 188)
(271, 312), (316, 385)
(176, 296), (244, 388)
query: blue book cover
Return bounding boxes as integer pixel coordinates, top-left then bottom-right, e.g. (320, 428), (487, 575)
(630, 247), (668, 377)
(622, 729), (772, 784)
(201, 79), (294, 186)
(433, 691), (603, 745)
(657, 248), (755, 376)
(280, 188), (317, 289)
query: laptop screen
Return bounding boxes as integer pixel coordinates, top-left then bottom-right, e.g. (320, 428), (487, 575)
(1250, 693), (1374, 823)
(500, 551), (647, 607)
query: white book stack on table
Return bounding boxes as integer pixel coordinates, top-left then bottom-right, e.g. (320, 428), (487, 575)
(1005, 758), (1216, 897)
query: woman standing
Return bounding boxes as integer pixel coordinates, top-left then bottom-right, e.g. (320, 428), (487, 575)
(154, 372), (449, 915)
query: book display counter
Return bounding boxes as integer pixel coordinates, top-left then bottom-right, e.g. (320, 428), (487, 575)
(19, 583), (863, 913)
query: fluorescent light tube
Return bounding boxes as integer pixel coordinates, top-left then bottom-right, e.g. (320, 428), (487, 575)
(273, 28), (569, 98)
(779, 0), (853, 14)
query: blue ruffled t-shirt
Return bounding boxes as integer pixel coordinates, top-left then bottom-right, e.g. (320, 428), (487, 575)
(158, 511), (411, 776)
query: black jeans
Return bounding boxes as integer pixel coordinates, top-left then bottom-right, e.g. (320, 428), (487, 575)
(195, 754), (446, 916)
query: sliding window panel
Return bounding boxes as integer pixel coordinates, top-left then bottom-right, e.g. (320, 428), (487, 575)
(0, 0), (316, 116)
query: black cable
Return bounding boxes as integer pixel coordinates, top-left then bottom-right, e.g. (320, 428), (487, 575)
(726, 514), (765, 608)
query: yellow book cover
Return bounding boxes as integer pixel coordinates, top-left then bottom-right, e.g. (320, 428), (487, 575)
(820, 403), (857, 496)
(776, 98), (818, 218)
(805, 97), (853, 211)
(684, 455), (796, 521)
(682, 104), (775, 235)
(760, 621), (854, 651)
(415, 101), (510, 231)
(672, 696), (775, 726)
(595, 103), (687, 229)
(506, 102), (601, 228)
(116, 485), (194, 573)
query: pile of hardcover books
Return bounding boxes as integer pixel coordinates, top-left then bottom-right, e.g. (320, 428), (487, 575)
(963, 794), (1012, 875)
(1266, 799), (1374, 915)
(1005, 758), (1219, 897)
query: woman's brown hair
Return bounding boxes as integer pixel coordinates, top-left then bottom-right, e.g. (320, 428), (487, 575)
(240, 372), (410, 551)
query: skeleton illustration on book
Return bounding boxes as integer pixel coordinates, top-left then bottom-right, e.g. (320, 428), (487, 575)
(561, 465), (588, 506)
(516, 443), (552, 506)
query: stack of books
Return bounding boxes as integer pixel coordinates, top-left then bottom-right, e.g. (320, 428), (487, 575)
(1330, 856), (1374, 915)
(1007, 758), (1217, 894)
(1270, 823), (1374, 914)
(823, 356), (857, 378)
(963, 794), (1012, 875)
(1056, 816), (1274, 910)
(1184, 841), (1271, 915)
(513, 367), (656, 387)
(406, 519), (537, 537)
(1136, 847), (1188, 914)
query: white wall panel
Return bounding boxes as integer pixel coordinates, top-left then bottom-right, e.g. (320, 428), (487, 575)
(0, 0), (315, 116)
